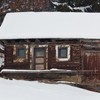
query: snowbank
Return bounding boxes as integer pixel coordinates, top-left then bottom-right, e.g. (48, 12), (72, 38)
(0, 78), (100, 100)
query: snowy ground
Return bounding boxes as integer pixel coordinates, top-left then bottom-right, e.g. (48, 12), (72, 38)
(0, 78), (100, 100)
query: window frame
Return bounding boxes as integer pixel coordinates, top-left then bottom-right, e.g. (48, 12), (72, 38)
(56, 45), (70, 61)
(16, 47), (26, 58)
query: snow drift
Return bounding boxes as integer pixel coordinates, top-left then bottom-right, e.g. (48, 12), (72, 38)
(0, 78), (100, 100)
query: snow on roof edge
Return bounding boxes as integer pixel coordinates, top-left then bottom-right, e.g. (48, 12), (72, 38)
(1, 12), (100, 39)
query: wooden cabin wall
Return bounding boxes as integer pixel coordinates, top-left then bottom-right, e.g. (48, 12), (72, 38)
(5, 44), (30, 69)
(48, 40), (82, 70)
(82, 40), (100, 81)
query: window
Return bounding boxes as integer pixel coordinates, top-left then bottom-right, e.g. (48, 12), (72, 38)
(56, 45), (70, 61)
(58, 47), (67, 58)
(35, 48), (45, 57)
(17, 48), (26, 58)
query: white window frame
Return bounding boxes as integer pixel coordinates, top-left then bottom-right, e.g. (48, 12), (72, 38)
(56, 45), (70, 61)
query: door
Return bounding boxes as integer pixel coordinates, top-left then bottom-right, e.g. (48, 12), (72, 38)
(34, 48), (46, 70)
(84, 51), (100, 71)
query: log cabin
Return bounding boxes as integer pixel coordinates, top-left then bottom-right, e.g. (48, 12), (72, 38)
(0, 12), (100, 81)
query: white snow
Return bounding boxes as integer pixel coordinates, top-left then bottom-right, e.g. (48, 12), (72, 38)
(0, 44), (4, 50)
(1, 69), (76, 74)
(52, 1), (67, 6)
(51, 1), (92, 12)
(0, 44), (4, 67)
(0, 57), (4, 67)
(73, 5), (92, 12)
(0, 12), (100, 39)
(0, 78), (100, 100)
(1, 69), (50, 73)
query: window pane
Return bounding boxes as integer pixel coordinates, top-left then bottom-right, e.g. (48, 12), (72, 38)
(17, 48), (25, 58)
(58, 48), (67, 58)
(35, 48), (45, 57)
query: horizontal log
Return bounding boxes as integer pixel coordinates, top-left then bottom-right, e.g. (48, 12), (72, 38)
(1, 69), (99, 75)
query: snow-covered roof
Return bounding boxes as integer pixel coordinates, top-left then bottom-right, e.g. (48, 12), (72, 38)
(0, 12), (100, 39)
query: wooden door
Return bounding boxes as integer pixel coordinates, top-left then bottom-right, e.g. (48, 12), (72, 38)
(84, 51), (100, 72)
(34, 48), (46, 70)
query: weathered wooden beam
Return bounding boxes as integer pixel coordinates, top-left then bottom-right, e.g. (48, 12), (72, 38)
(1, 69), (98, 74)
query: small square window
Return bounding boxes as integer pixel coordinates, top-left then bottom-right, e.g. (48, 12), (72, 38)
(56, 45), (70, 61)
(17, 48), (26, 58)
(58, 48), (67, 58)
